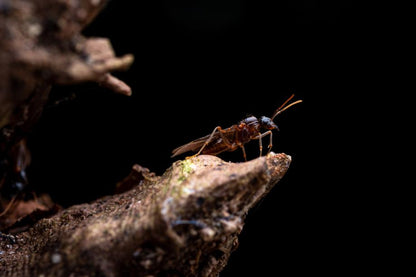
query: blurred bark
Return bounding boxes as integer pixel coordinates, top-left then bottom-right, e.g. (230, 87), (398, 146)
(0, 0), (133, 206)
(1, 153), (291, 276)
(0, 0), (133, 130)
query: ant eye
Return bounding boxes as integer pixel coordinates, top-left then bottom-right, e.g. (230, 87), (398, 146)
(260, 116), (269, 125)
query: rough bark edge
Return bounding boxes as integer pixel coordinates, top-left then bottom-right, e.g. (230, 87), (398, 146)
(1, 153), (291, 276)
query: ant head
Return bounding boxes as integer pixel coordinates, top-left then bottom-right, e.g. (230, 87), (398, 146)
(260, 116), (279, 131)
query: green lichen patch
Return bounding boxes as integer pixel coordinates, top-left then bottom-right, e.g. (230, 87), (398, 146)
(177, 159), (195, 183)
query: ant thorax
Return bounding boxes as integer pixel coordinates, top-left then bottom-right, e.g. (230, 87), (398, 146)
(241, 116), (260, 129)
(237, 116), (262, 142)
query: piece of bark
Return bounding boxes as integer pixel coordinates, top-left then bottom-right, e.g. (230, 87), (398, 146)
(0, 194), (57, 231)
(0, 0), (133, 130)
(0, 153), (291, 276)
(0, 0), (133, 212)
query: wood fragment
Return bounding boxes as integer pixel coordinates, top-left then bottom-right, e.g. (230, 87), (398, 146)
(0, 0), (133, 130)
(0, 0), (133, 215)
(0, 153), (291, 276)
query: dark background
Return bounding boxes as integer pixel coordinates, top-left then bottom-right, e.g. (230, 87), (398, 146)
(28, 0), (367, 275)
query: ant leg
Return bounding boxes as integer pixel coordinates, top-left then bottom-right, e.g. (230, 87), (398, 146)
(257, 132), (263, 157)
(267, 131), (273, 153)
(187, 126), (223, 159)
(253, 131), (273, 156)
(217, 127), (234, 147)
(240, 145), (247, 161)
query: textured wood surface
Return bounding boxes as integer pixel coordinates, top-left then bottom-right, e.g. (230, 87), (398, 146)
(1, 153), (291, 276)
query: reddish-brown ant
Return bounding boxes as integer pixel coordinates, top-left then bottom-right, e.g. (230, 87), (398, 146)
(172, 94), (302, 161)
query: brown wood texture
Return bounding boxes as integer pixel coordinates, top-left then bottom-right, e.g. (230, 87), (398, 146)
(1, 153), (291, 276)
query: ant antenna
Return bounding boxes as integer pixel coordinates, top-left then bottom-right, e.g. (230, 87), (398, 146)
(271, 94), (303, 120)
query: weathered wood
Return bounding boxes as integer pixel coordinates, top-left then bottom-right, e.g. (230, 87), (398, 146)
(0, 0), (133, 130)
(0, 153), (291, 276)
(0, 0), (133, 206)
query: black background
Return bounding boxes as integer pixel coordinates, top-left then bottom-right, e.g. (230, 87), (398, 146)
(27, 0), (368, 275)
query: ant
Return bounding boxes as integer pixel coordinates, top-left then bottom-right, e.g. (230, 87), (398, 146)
(172, 94), (302, 161)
